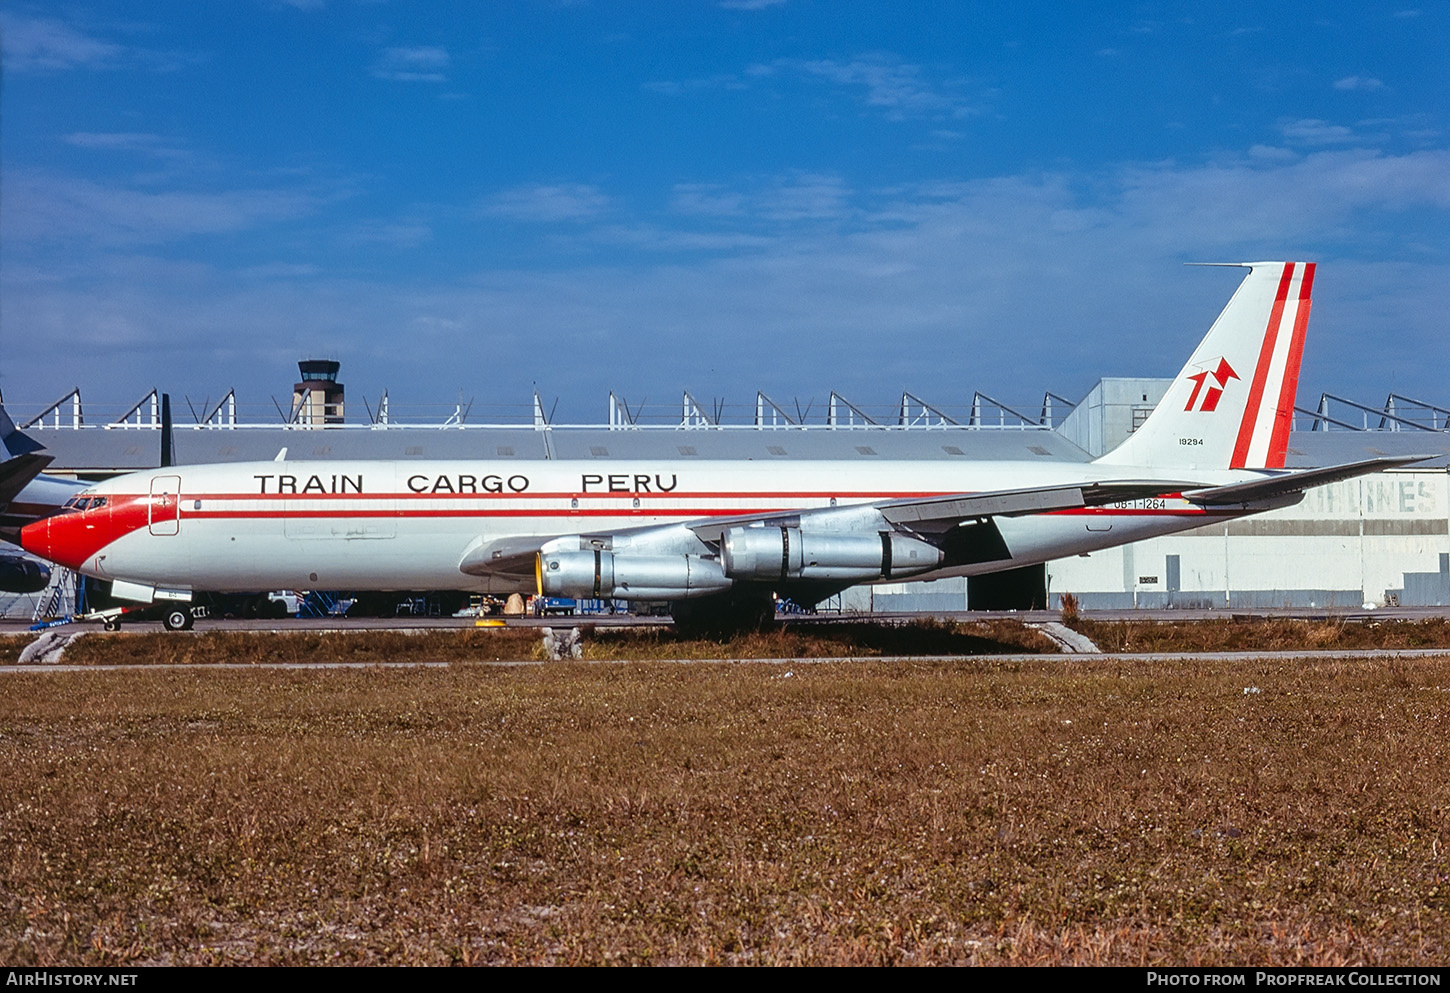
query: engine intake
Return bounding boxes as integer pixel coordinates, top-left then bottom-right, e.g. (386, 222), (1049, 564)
(720, 527), (942, 583)
(538, 551), (732, 600)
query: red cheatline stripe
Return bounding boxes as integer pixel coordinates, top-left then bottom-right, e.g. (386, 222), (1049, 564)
(1265, 262), (1315, 469)
(179, 505), (1227, 523)
(148, 488), (952, 502)
(187, 507), (799, 521)
(1230, 262), (1296, 469)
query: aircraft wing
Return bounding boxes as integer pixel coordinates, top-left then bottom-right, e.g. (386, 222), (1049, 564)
(1183, 456), (1431, 506)
(684, 480), (1212, 541)
(457, 463), (1418, 581)
(873, 479), (1209, 535)
(459, 478), (1213, 578)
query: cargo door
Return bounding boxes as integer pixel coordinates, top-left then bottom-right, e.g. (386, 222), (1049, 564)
(149, 475), (181, 536)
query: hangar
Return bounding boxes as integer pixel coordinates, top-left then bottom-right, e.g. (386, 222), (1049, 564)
(6, 362), (1449, 618)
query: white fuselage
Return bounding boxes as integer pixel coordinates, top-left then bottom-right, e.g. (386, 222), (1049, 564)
(23, 457), (1269, 598)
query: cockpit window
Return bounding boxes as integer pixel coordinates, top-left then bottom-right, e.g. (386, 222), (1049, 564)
(61, 495), (105, 513)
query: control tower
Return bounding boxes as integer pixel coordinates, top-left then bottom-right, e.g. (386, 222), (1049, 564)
(292, 359), (344, 427)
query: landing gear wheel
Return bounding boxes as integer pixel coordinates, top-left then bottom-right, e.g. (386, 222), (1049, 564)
(102, 618), (120, 632)
(163, 608), (195, 632)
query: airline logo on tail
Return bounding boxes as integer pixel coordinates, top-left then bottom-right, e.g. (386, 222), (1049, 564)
(1183, 358), (1239, 412)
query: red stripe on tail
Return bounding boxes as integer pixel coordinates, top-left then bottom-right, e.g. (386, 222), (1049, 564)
(1264, 262), (1315, 468)
(1230, 262), (1295, 469)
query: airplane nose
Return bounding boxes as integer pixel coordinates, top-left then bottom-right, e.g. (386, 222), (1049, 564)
(20, 514), (87, 571)
(19, 516), (59, 564)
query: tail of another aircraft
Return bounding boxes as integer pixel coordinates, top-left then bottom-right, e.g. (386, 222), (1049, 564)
(0, 401), (45, 459)
(1095, 261), (1314, 470)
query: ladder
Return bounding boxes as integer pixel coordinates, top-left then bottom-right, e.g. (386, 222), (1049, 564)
(32, 568), (76, 622)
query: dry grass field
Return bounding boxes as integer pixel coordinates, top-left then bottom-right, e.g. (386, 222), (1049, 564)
(2, 624), (1447, 966)
(0, 617), (1057, 668)
(1076, 616), (1450, 653)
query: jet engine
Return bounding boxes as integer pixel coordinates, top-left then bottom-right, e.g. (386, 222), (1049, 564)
(720, 527), (942, 583)
(538, 550), (732, 600)
(0, 555), (50, 594)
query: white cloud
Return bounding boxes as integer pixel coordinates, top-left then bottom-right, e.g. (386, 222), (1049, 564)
(371, 46), (450, 83)
(63, 132), (165, 151)
(670, 184), (747, 217)
(1280, 118), (1360, 146)
(644, 73), (750, 96)
(720, 0), (787, 9)
(61, 132), (192, 165)
(668, 175), (852, 224)
(756, 174), (852, 221)
(588, 225), (773, 253)
(342, 221), (434, 249)
(655, 53), (983, 122)
(1247, 144), (1298, 162)
(758, 54), (980, 121)
(478, 184), (613, 223)
(0, 14), (123, 71)
(0, 12), (194, 73)
(5, 172), (325, 246)
(240, 263), (323, 279)
(1334, 76), (1386, 92)
(5, 150), (1449, 414)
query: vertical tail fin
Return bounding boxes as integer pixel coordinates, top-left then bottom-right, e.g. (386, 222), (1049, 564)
(0, 402), (46, 458)
(1095, 261), (1314, 470)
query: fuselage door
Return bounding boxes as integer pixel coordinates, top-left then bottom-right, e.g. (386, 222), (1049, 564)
(149, 475), (181, 536)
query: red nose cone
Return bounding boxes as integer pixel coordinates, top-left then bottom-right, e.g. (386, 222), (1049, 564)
(19, 517), (55, 563)
(25, 514), (96, 571)
(20, 511), (106, 571)
(21, 497), (149, 573)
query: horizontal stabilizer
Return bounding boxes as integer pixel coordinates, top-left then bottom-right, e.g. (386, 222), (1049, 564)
(1185, 456), (1430, 506)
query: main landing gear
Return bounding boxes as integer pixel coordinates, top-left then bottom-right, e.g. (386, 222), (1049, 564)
(162, 607), (197, 631)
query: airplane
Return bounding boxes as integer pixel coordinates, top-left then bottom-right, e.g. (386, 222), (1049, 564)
(18, 261), (1425, 632)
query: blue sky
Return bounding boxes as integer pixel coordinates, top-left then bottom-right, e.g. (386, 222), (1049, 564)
(2, 1), (1446, 425)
